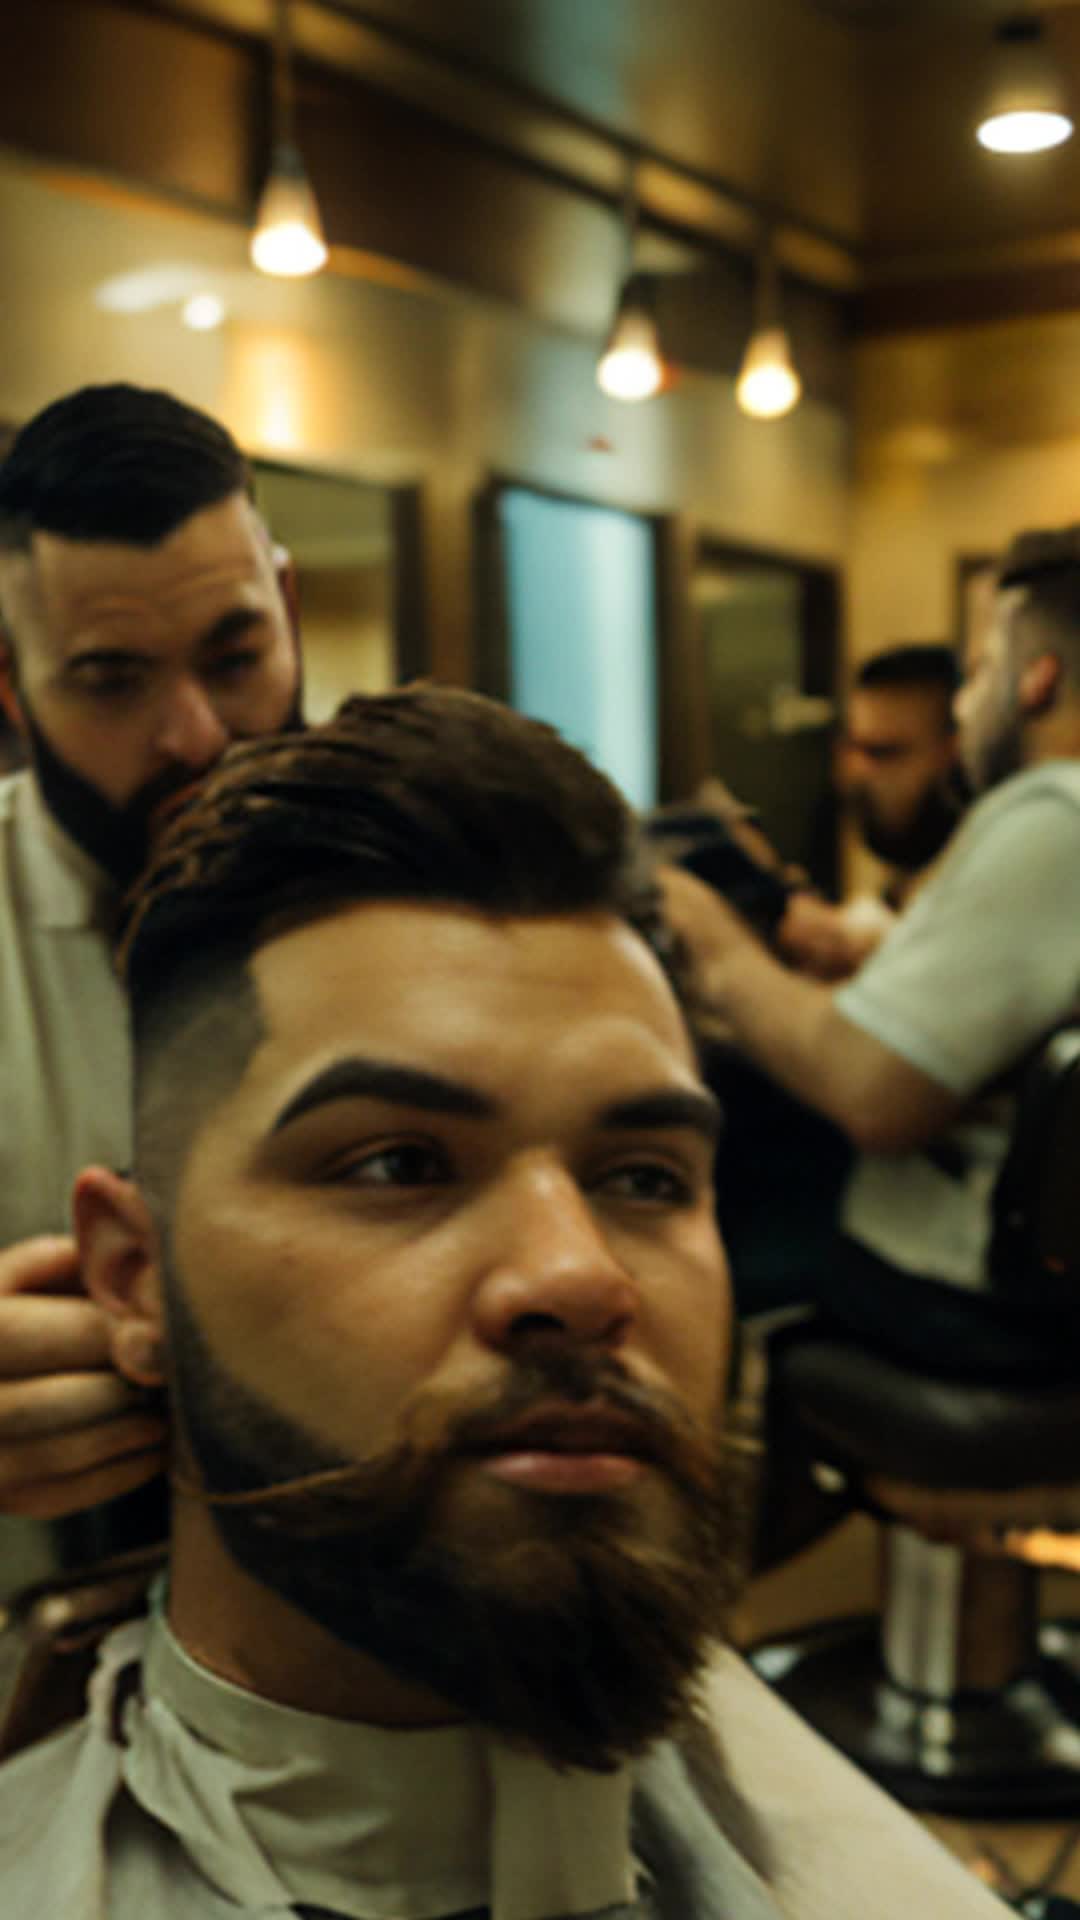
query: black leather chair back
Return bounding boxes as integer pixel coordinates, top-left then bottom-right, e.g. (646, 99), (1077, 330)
(988, 1020), (1080, 1305)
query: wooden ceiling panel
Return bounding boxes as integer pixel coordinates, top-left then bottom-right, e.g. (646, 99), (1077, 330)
(326, 0), (863, 243)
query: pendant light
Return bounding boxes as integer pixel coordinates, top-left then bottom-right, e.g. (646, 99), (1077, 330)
(596, 165), (665, 403)
(597, 274), (664, 402)
(251, 0), (329, 278)
(976, 14), (1073, 156)
(735, 243), (802, 421)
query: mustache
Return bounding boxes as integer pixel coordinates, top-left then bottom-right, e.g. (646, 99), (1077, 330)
(171, 1337), (718, 1536)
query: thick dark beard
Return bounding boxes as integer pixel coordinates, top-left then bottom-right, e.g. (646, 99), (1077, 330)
(163, 1268), (745, 1773)
(19, 691), (305, 892)
(851, 774), (966, 873)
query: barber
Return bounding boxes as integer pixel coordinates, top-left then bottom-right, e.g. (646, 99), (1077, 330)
(0, 384), (302, 1532)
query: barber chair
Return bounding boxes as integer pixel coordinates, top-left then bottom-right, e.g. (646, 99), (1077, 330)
(749, 1021), (1080, 1815)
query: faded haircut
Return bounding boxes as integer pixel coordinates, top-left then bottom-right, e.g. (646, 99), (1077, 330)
(118, 685), (678, 1211)
(998, 526), (1080, 686)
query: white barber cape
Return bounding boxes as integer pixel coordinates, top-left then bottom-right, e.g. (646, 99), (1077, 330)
(0, 1611), (1006, 1919)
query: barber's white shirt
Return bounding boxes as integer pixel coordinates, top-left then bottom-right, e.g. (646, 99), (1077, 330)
(0, 769), (131, 1246)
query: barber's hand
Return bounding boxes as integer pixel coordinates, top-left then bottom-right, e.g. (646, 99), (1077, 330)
(657, 864), (763, 1044)
(658, 864), (759, 968)
(777, 892), (895, 982)
(0, 1235), (167, 1520)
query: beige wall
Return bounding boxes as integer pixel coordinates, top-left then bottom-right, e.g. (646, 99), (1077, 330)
(851, 311), (1080, 663)
(846, 307), (1080, 887)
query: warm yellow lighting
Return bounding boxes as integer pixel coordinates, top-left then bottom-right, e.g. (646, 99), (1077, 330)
(597, 342), (663, 402)
(251, 145), (328, 278)
(977, 107), (1072, 153)
(976, 17), (1073, 155)
(735, 326), (802, 420)
(181, 292), (226, 331)
(596, 276), (664, 402)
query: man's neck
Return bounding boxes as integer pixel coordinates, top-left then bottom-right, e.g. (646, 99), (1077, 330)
(1026, 702), (1080, 765)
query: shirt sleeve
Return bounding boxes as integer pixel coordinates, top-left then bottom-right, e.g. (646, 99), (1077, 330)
(835, 781), (1080, 1098)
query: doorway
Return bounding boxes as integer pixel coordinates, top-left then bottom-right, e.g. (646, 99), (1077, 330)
(694, 543), (842, 893)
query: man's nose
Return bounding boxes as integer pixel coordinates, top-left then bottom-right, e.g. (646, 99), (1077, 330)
(154, 677), (231, 768)
(471, 1161), (638, 1353)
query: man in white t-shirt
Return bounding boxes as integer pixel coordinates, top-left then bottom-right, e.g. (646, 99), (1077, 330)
(665, 525), (1080, 1377)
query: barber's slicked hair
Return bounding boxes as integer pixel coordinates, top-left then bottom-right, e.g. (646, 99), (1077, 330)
(121, 685), (673, 1055)
(0, 383), (251, 553)
(998, 526), (1080, 678)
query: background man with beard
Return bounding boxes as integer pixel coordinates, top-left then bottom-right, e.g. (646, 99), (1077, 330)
(664, 525), (1080, 1374)
(0, 384), (302, 1537)
(838, 643), (964, 901)
(776, 644), (965, 982)
(0, 687), (1003, 1918)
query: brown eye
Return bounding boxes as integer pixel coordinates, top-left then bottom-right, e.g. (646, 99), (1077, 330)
(596, 1161), (694, 1206)
(332, 1142), (452, 1188)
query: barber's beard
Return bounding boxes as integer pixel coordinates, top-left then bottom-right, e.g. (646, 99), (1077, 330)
(162, 1269), (746, 1773)
(851, 774), (967, 873)
(19, 691), (305, 893)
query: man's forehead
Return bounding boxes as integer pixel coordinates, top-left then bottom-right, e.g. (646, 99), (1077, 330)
(241, 901), (699, 1106)
(17, 498), (270, 648)
(849, 687), (939, 741)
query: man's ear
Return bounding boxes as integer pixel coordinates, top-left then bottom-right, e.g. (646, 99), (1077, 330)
(72, 1168), (166, 1389)
(1019, 650), (1063, 718)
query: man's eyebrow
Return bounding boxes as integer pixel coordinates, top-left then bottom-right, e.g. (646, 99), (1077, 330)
(270, 1057), (497, 1133)
(598, 1089), (723, 1143)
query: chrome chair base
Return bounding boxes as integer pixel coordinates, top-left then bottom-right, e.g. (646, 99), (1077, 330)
(750, 1617), (1080, 1816)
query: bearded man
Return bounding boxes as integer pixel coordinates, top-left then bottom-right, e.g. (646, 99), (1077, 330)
(0, 384), (302, 1531)
(665, 526), (1080, 1374)
(0, 689), (1000, 1917)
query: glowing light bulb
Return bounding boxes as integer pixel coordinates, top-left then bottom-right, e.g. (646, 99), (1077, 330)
(735, 327), (802, 421)
(596, 275), (665, 403)
(251, 145), (328, 278)
(977, 108), (1072, 153)
(597, 342), (663, 402)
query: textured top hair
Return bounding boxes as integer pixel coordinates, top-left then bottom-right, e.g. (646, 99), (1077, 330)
(0, 383), (251, 552)
(119, 685), (672, 1040)
(855, 644), (960, 700)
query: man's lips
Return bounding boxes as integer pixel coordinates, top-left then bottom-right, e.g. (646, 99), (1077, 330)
(460, 1402), (658, 1495)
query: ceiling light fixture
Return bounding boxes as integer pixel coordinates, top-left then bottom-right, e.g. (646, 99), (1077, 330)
(597, 272), (664, 402)
(735, 244), (802, 421)
(251, 0), (328, 277)
(976, 14), (1073, 155)
(596, 163), (665, 403)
